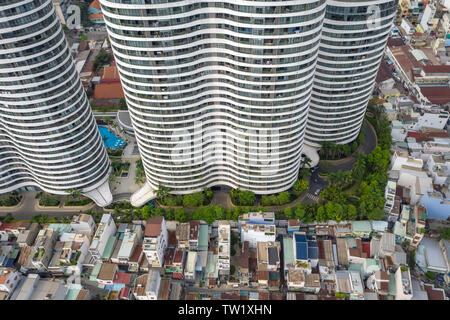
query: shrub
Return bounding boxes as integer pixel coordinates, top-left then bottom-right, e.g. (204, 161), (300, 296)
(230, 265), (236, 275)
(425, 272), (435, 280)
(293, 179), (308, 196)
(230, 189), (255, 206)
(0, 192), (22, 207)
(38, 193), (60, 207)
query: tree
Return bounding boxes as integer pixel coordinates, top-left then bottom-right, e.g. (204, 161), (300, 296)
(93, 49), (111, 71)
(155, 185), (171, 204)
(80, 34), (88, 41)
(316, 205), (327, 222)
(301, 156), (312, 168)
(437, 227), (450, 240)
(367, 207), (385, 221)
(293, 179), (308, 196)
(118, 98), (127, 110)
(141, 206), (151, 220)
(2, 213), (13, 223)
(284, 207), (293, 219)
(174, 208), (186, 222)
(347, 204), (357, 220)
(277, 191), (291, 205)
(294, 203), (306, 221)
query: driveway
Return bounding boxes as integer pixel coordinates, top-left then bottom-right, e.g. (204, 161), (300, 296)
(318, 119), (377, 174)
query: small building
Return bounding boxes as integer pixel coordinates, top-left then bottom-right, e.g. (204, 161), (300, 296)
(97, 263), (118, 287)
(133, 269), (161, 300)
(17, 223), (40, 247)
(351, 221), (372, 238)
(395, 267), (413, 300)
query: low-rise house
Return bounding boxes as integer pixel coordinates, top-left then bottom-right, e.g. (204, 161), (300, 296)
(379, 232), (396, 259)
(115, 224), (143, 265)
(336, 238), (349, 267)
(351, 221), (372, 238)
(366, 270), (391, 296)
(317, 239), (335, 269)
(257, 241), (281, 272)
(158, 278), (171, 300)
(293, 232), (318, 270)
(189, 221), (200, 251)
(198, 223), (209, 251)
(11, 274), (67, 300)
(0, 222), (30, 238)
(287, 269), (305, 290)
(238, 212), (275, 231)
(335, 271), (364, 300)
(419, 192), (450, 221)
(384, 181), (397, 214)
(133, 269), (161, 300)
(240, 222), (276, 248)
(70, 214), (96, 235)
(143, 217), (168, 268)
(30, 229), (58, 272)
(239, 241), (249, 285)
(185, 251), (197, 282)
(128, 244), (144, 272)
(439, 239), (450, 284)
(288, 219), (300, 233)
(176, 223), (190, 248)
(89, 214), (116, 263)
(283, 236), (295, 275)
(395, 267), (413, 300)
(419, 237), (448, 274)
(303, 273), (321, 294)
(0, 268), (21, 299)
(17, 223), (40, 247)
(97, 263), (118, 287)
(48, 233), (90, 275)
(332, 222), (353, 238)
(217, 221), (230, 276)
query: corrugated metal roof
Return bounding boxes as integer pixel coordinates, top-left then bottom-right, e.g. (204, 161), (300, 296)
(102, 235), (117, 260)
(198, 224), (209, 251)
(283, 237), (295, 269)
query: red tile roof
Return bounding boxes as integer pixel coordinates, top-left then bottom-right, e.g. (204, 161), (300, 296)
(129, 244), (142, 263)
(88, 13), (103, 20)
(93, 82), (124, 99)
(144, 216), (163, 237)
(422, 65), (450, 73)
(420, 86), (450, 105)
(407, 131), (420, 138)
(89, 0), (101, 10)
(119, 287), (130, 300)
(101, 66), (120, 82)
(113, 272), (131, 284)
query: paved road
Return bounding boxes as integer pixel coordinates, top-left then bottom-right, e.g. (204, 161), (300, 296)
(318, 119), (377, 174)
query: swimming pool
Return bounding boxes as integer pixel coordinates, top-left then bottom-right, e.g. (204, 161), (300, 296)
(99, 126), (126, 149)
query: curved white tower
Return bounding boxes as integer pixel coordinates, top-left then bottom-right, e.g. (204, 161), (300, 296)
(0, 0), (113, 206)
(101, 0), (326, 202)
(305, 0), (397, 146)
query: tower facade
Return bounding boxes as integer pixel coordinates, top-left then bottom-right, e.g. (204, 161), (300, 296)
(100, 0), (396, 204)
(101, 0), (326, 199)
(305, 0), (397, 146)
(0, 0), (112, 206)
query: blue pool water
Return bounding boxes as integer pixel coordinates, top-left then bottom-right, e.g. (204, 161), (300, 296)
(99, 126), (126, 149)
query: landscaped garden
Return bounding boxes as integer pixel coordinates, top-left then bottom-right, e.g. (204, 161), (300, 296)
(111, 160), (130, 176)
(36, 192), (61, 207)
(135, 159), (145, 184)
(0, 191), (22, 207)
(63, 189), (93, 207)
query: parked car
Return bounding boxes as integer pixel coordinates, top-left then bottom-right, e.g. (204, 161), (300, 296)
(314, 188), (321, 196)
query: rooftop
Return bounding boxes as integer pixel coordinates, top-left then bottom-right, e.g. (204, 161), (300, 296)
(144, 217), (163, 237)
